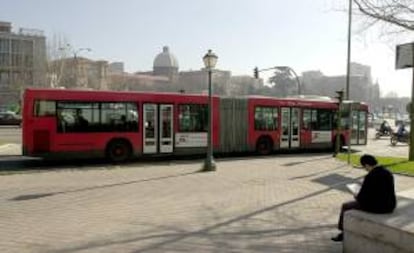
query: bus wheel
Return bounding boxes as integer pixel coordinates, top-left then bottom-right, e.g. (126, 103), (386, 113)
(256, 137), (273, 155)
(106, 140), (132, 163)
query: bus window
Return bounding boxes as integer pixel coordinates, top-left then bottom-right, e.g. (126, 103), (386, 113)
(302, 109), (311, 130)
(254, 106), (278, 131)
(178, 104), (207, 132)
(101, 102), (138, 132)
(126, 103), (139, 131)
(57, 102), (99, 132)
(307, 109), (333, 131)
(56, 101), (139, 133)
(34, 100), (56, 117)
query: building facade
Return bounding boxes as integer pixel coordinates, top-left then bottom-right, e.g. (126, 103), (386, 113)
(301, 62), (380, 107)
(0, 21), (46, 108)
(49, 57), (108, 90)
(107, 46), (236, 95)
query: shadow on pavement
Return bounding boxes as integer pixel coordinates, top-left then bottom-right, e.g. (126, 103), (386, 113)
(45, 172), (351, 253)
(0, 151), (337, 174)
(10, 170), (198, 201)
(289, 164), (350, 180)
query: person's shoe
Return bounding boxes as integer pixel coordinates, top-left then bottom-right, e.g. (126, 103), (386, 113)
(331, 233), (343, 242)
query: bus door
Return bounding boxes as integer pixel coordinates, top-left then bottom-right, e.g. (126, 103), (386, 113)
(280, 107), (300, 148)
(143, 104), (174, 154)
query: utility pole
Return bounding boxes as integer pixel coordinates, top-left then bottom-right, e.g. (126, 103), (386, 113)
(396, 42), (414, 161)
(345, 0), (352, 100)
(410, 44), (414, 161)
(334, 90), (344, 156)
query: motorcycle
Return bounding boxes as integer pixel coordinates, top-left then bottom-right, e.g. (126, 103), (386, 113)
(390, 131), (410, 146)
(375, 126), (392, 139)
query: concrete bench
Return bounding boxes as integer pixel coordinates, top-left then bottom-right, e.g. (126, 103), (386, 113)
(343, 197), (414, 253)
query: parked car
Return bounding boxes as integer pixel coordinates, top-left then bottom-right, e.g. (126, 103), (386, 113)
(0, 111), (22, 126)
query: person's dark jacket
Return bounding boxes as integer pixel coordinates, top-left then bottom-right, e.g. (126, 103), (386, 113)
(356, 166), (396, 213)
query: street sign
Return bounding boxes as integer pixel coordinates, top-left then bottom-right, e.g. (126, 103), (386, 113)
(396, 42), (414, 69)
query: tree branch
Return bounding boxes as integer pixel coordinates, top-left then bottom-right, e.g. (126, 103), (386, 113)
(353, 0), (414, 31)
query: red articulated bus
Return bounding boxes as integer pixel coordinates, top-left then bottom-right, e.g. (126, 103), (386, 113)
(22, 88), (368, 162)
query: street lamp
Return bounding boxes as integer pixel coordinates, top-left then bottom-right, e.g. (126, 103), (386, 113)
(274, 66), (301, 95)
(73, 47), (92, 59)
(202, 49), (218, 172)
(72, 48), (91, 88)
(58, 44), (92, 59)
(57, 45), (92, 88)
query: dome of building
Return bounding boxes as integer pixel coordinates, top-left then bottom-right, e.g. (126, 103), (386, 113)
(153, 46), (179, 69)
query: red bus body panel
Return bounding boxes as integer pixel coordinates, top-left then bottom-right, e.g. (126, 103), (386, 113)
(22, 88), (368, 160)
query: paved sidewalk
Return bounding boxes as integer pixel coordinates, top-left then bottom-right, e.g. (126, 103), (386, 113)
(0, 154), (413, 253)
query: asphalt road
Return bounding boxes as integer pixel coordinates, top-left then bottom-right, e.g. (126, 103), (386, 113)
(0, 126), (407, 154)
(0, 127), (409, 172)
(0, 126), (21, 144)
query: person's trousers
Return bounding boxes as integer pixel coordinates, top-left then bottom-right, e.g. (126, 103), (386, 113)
(338, 200), (361, 230)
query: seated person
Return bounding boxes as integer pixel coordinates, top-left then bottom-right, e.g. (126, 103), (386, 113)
(331, 154), (396, 242)
(74, 109), (88, 129)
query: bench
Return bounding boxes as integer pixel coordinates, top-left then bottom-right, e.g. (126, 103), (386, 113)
(343, 196), (414, 253)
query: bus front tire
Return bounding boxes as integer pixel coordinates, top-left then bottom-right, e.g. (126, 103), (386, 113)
(106, 140), (132, 163)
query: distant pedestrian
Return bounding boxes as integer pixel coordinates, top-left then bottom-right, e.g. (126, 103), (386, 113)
(331, 154), (396, 242)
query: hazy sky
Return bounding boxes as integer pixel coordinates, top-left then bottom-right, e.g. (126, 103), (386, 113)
(2, 0), (414, 97)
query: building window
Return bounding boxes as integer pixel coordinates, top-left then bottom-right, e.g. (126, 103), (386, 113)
(0, 53), (9, 67)
(0, 39), (10, 53)
(0, 72), (9, 86)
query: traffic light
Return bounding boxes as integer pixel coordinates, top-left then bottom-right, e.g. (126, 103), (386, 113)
(334, 90), (344, 156)
(335, 90), (344, 105)
(254, 67), (259, 79)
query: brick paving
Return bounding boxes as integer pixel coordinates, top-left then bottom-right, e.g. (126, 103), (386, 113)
(0, 154), (413, 253)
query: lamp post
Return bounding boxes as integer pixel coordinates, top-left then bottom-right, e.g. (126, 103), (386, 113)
(345, 0), (352, 100)
(73, 47), (92, 59)
(58, 44), (92, 60)
(58, 45), (91, 88)
(202, 49), (218, 172)
(72, 48), (91, 87)
(274, 66), (301, 95)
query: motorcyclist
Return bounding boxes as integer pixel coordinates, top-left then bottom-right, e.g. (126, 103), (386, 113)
(396, 123), (406, 138)
(379, 120), (390, 134)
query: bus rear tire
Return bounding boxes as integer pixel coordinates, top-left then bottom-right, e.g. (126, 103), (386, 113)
(106, 139), (132, 163)
(256, 136), (273, 155)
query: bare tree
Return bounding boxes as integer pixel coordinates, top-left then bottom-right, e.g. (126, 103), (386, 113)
(353, 0), (414, 32)
(46, 33), (71, 88)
